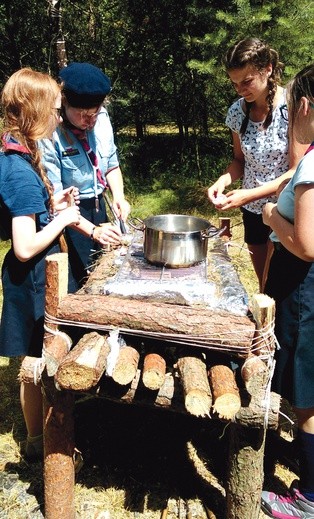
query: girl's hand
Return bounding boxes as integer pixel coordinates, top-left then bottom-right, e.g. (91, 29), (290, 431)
(60, 205), (81, 227)
(207, 178), (227, 204)
(112, 198), (131, 222)
(93, 222), (122, 245)
(54, 187), (80, 212)
(262, 202), (276, 226)
(215, 188), (252, 210)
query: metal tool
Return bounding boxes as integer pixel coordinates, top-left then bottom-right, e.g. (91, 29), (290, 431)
(104, 192), (127, 234)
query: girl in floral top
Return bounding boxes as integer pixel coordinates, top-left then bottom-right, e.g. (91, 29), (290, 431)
(207, 37), (307, 291)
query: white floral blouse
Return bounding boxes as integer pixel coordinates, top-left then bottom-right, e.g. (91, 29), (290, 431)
(225, 90), (289, 214)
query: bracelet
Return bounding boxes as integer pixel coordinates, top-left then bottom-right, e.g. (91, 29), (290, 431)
(90, 226), (96, 240)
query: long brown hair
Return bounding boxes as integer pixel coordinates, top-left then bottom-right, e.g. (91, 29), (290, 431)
(1, 68), (61, 213)
(224, 37), (284, 135)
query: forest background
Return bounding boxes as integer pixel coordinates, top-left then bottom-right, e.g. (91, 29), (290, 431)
(0, 1), (313, 518)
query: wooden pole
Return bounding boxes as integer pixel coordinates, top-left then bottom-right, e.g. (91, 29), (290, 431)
(43, 253), (75, 519)
(225, 293), (276, 519)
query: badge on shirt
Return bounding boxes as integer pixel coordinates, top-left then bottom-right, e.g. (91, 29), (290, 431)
(62, 147), (80, 157)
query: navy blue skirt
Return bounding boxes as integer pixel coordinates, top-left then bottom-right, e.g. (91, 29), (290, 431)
(265, 244), (314, 408)
(0, 243), (60, 358)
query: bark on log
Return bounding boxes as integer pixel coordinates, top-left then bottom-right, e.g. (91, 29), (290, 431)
(56, 294), (255, 353)
(42, 371), (75, 519)
(112, 345), (140, 385)
(250, 293), (276, 356)
(44, 253), (69, 368)
(44, 333), (72, 377)
(226, 424), (266, 519)
(18, 356), (44, 385)
(177, 356), (212, 417)
(55, 332), (110, 391)
(142, 353), (166, 390)
(225, 293), (276, 519)
(208, 365), (241, 420)
(241, 355), (268, 395)
(236, 389), (281, 429)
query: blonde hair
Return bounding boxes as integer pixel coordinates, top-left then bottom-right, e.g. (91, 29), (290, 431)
(1, 67), (61, 213)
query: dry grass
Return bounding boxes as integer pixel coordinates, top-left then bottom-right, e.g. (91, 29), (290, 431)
(0, 214), (298, 519)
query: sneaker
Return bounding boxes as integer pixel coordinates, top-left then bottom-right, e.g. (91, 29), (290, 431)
(261, 482), (314, 518)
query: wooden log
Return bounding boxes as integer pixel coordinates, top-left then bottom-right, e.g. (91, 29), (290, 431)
(219, 217), (232, 238)
(142, 353), (166, 390)
(236, 389), (281, 430)
(250, 293), (276, 356)
(241, 355), (268, 395)
(112, 345), (140, 385)
(42, 372), (75, 519)
(44, 333), (72, 377)
(44, 253), (68, 340)
(208, 365), (241, 420)
(18, 356), (44, 385)
(226, 293), (276, 519)
(56, 294), (256, 353)
(177, 356), (212, 417)
(226, 424), (266, 519)
(43, 253), (75, 519)
(55, 332), (110, 391)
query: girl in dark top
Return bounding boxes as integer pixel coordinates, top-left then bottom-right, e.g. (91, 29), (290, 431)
(0, 68), (80, 459)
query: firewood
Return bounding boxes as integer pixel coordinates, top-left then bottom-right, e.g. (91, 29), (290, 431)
(44, 333), (72, 377)
(56, 294), (255, 354)
(112, 345), (140, 385)
(208, 365), (241, 420)
(142, 353), (166, 390)
(177, 356), (212, 417)
(55, 332), (110, 391)
(241, 355), (268, 395)
(18, 356), (44, 385)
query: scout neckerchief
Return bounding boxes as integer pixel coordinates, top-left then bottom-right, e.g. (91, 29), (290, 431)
(2, 133), (30, 155)
(305, 141), (314, 155)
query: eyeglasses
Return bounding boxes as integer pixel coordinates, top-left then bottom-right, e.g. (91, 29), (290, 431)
(77, 107), (102, 120)
(280, 104), (288, 122)
(53, 107), (62, 118)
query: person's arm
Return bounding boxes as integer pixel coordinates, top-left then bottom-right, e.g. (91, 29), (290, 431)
(262, 184), (314, 261)
(106, 166), (130, 221)
(212, 128), (308, 211)
(207, 131), (244, 204)
(12, 207), (80, 262)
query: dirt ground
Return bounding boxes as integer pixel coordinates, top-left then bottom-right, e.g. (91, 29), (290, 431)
(0, 355), (299, 519)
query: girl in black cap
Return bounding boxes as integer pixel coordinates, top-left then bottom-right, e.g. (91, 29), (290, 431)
(42, 62), (130, 291)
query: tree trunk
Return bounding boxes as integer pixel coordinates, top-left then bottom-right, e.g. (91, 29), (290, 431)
(55, 294), (255, 354)
(42, 372), (75, 519)
(226, 424), (266, 519)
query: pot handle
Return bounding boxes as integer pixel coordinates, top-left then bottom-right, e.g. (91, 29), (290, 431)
(128, 217), (145, 231)
(201, 225), (227, 239)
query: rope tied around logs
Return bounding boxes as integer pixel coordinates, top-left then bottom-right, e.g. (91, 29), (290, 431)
(43, 311), (270, 356)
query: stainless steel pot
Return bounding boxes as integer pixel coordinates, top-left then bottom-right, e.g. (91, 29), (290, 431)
(131, 214), (217, 268)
